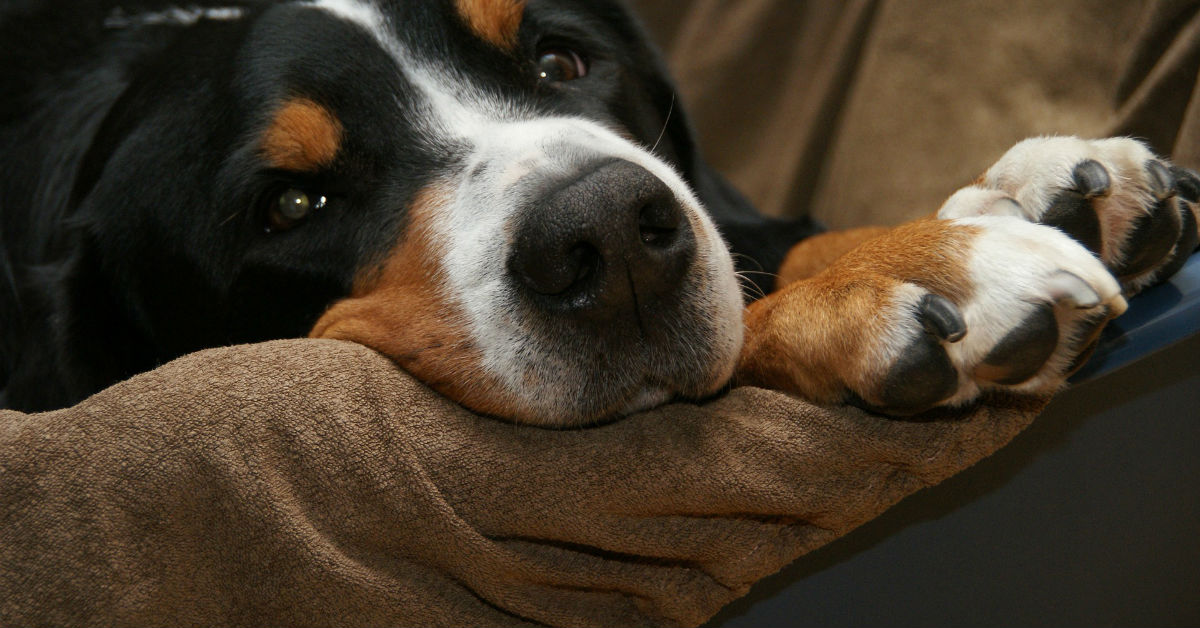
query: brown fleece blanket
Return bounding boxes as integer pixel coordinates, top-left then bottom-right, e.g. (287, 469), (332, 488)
(0, 339), (1047, 627)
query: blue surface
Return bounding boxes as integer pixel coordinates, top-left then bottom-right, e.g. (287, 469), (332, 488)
(1073, 252), (1200, 381)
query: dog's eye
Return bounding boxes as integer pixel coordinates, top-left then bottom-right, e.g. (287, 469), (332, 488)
(266, 188), (326, 233)
(537, 48), (587, 83)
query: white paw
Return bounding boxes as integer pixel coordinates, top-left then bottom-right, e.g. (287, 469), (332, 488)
(939, 136), (1199, 294)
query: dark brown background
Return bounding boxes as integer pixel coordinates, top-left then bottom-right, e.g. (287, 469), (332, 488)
(633, 0), (1200, 228)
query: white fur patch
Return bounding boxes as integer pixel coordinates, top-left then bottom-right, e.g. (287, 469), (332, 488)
(302, 0), (392, 48)
(104, 6), (246, 29)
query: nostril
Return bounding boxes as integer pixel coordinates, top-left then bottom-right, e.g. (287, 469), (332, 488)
(638, 199), (683, 248)
(566, 242), (601, 286)
(511, 241), (601, 296)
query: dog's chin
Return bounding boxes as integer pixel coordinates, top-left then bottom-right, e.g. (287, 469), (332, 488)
(617, 387), (675, 417)
(312, 296), (742, 427)
(474, 365), (734, 428)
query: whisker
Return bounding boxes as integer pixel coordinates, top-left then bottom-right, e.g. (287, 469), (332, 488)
(729, 251), (766, 273)
(735, 271), (769, 300)
(650, 92), (675, 154)
(735, 269), (780, 279)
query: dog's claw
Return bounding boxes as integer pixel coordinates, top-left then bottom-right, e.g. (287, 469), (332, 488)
(1047, 270), (1100, 309)
(1073, 159), (1111, 198)
(918, 293), (966, 342)
(1146, 160), (1176, 200)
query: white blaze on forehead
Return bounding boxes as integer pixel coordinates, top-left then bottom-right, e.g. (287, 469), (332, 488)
(104, 6), (247, 28)
(302, 0), (393, 46)
(303, 0), (743, 411)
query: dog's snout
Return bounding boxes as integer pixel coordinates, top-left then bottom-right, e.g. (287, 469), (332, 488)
(508, 160), (695, 317)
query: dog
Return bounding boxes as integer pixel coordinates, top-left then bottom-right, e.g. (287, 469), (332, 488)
(2, 0), (1197, 426)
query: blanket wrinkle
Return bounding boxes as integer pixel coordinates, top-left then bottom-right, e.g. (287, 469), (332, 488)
(1111, 13), (1200, 154)
(486, 533), (743, 599)
(485, 536), (722, 626)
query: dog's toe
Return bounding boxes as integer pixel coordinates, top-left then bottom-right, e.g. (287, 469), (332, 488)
(1042, 188), (1104, 255)
(955, 137), (1199, 295)
(972, 303), (1057, 386)
(872, 330), (960, 415)
(870, 295), (967, 414)
(1112, 193), (1184, 279)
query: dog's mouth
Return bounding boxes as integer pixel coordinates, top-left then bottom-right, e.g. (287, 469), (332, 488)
(310, 120), (744, 426)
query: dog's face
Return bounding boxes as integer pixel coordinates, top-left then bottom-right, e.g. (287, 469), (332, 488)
(77, 0), (742, 425)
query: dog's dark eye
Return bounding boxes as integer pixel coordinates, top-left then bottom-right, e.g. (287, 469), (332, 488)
(266, 188), (326, 233)
(537, 48), (587, 83)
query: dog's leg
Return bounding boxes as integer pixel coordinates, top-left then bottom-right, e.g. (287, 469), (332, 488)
(738, 137), (1199, 415)
(774, 226), (894, 285)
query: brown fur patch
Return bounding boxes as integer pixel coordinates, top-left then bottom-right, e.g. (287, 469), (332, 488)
(738, 219), (978, 404)
(776, 226), (892, 287)
(309, 185), (520, 418)
(261, 99), (343, 172)
(455, 0), (525, 50)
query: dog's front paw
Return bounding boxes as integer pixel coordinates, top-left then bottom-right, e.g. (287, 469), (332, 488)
(739, 218), (1126, 415)
(939, 136), (1200, 294)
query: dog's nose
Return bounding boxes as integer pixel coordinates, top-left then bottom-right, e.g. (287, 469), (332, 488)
(508, 159), (696, 319)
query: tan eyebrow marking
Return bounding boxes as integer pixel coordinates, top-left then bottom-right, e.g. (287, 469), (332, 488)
(260, 98), (344, 172)
(454, 0), (526, 50)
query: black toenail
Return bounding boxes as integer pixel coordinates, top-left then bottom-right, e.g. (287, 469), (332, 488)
(918, 294), (967, 342)
(1072, 160), (1111, 198)
(1146, 160), (1176, 201)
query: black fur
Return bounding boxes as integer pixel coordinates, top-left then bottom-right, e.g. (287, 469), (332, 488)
(0, 0), (820, 411)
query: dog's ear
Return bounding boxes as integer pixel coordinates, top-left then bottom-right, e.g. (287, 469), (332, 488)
(619, 10), (822, 296)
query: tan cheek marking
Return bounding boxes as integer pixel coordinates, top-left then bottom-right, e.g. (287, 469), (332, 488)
(740, 219), (979, 404)
(261, 99), (343, 172)
(309, 185), (523, 418)
(455, 0), (525, 50)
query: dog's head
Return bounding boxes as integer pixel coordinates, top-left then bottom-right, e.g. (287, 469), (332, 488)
(69, 0), (744, 425)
